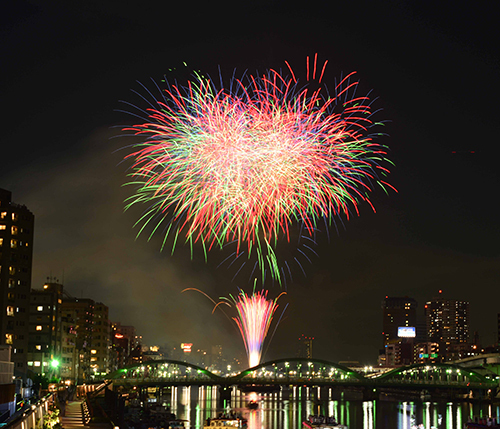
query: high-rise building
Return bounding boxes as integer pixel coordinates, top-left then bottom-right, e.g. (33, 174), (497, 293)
(297, 334), (314, 359)
(425, 292), (470, 361)
(61, 298), (95, 381)
(90, 303), (109, 377)
(0, 189), (34, 379)
(110, 322), (130, 371)
(27, 282), (63, 376)
(382, 296), (417, 345)
(60, 315), (78, 380)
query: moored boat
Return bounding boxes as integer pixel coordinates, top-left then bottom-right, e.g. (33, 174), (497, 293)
(204, 412), (247, 428)
(465, 417), (500, 428)
(302, 414), (348, 429)
(168, 421), (186, 428)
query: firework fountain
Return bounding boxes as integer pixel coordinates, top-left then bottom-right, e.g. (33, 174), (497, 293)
(184, 288), (287, 368)
(228, 289), (286, 368)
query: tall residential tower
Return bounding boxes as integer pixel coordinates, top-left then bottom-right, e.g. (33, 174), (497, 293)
(425, 292), (470, 361)
(0, 189), (34, 379)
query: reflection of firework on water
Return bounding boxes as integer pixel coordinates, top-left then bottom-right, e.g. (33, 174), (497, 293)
(183, 288), (287, 368)
(122, 55), (395, 283)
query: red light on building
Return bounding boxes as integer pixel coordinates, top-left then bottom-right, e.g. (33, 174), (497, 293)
(115, 333), (124, 338)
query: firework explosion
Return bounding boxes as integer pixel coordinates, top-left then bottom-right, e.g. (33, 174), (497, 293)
(122, 56), (394, 282)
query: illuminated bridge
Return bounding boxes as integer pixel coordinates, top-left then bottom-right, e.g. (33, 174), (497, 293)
(107, 358), (498, 394)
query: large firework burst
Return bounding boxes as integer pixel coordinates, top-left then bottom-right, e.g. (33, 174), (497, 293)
(122, 56), (394, 282)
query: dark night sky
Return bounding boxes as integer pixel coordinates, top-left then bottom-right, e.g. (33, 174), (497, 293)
(1, 1), (499, 365)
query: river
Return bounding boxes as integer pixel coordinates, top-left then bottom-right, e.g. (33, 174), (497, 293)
(136, 385), (500, 429)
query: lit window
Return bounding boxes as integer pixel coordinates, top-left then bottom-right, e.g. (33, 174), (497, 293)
(0, 212), (6, 219)
(9, 266), (15, 275)
(0, 238), (3, 246)
(28, 361), (33, 366)
(34, 361), (41, 367)
(11, 226), (18, 235)
(37, 306), (43, 311)
(36, 325), (42, 331)
(12, 213), (18, 221)
(5, 334), (13, 344)
(6, 306), (14, 317)
(91, 349), (97, 354)
(91, 357), (97, 362)
(36, 345), (42, 350)
(0, 225), (5, 230)
(11, 239), (18, 248)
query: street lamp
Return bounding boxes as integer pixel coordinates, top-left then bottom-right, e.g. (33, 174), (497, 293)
(50, 359), (61, 383)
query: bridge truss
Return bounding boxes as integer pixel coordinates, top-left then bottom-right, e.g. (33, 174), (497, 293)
(107, 358), (498, 392)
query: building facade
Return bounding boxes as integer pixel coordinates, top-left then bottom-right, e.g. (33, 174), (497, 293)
(61, 298), (95, 381)
(91, 303), (109, 377)
(0, 189), (34, 379)
(382, 296), (418, 345)
(425, 294), (470, 361)
(27, 282), (63, 377)
(297, 334), (314, 359)
(413, 342), (440, 364)
(60, 315), (78, 380)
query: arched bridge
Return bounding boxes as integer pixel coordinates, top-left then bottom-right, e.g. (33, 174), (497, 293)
(107, 358), (498, 391)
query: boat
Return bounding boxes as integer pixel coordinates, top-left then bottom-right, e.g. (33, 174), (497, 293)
(204, 412), (248, 428)
(247, 399), (259, 410)
(168, 421), (186, 428)
(302, 415), (348, 429)
(465, 417), (500, 428)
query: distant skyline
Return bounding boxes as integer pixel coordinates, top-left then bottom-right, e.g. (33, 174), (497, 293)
(1, 1), (499, 364)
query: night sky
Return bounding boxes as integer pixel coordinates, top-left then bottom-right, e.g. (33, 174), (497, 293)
(1, 1), (499, 365)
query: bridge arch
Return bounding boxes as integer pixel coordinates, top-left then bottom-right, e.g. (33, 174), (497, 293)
(375, 362), (493, 386)
(233, 357), (365, 383)
(108, 359), (221, 383)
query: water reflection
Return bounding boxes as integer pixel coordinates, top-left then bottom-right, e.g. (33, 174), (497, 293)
(157, 386), (499, 428)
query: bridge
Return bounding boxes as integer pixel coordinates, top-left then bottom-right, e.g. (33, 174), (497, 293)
(107, 358), (498, 394)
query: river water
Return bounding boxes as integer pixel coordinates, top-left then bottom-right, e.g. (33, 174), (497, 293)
(143, 386), (500, 429)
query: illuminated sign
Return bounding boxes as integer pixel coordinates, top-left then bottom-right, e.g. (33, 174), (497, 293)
(397, 327), (416, 338)
(181, 343), (193, 353)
